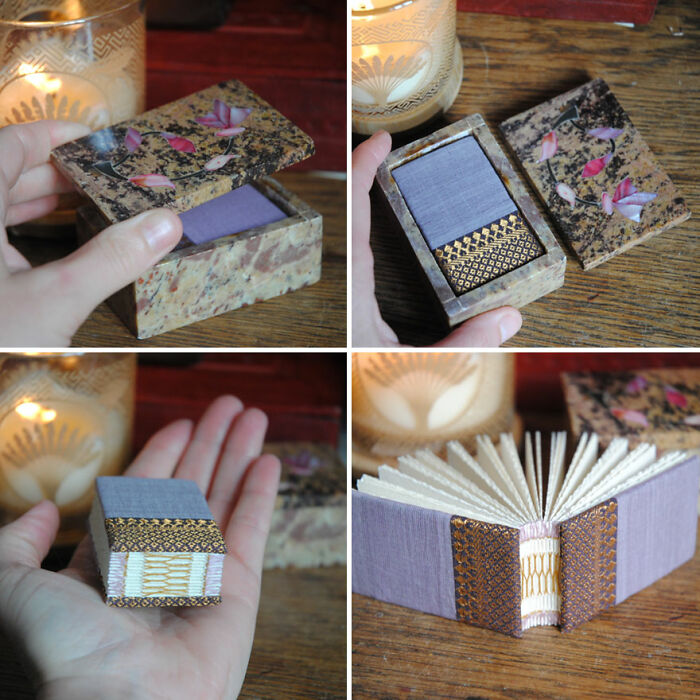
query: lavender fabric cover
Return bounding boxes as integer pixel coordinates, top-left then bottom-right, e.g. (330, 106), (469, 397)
(352, 490), (457, 620)
(615, 456), (699, 604)
(391, 135), (516, 251)
(179, 183), (287, 245)
(96, 477), (214, 520)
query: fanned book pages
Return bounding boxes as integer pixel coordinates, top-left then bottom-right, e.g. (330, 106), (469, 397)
(352, 433), (699, 637)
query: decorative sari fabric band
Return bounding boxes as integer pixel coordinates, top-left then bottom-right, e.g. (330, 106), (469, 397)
(104, 517), (227, 553)
(450, 515), (522, 637)
(434, 212), (545, 294)
(106, 595), (222, 608)
(559, 498), (618, 631)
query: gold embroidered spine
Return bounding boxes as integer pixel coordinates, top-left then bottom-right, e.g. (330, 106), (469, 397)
(104, 517), (227, 553)
(106, 595), (221, 608)
(559, 499), (618, 631)
(450, 516), (522, 637)
(433, 212), (544, 295)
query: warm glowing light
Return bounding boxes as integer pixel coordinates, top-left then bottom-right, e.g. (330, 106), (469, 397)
(40, 409), (57, 423)
(65, 0), (86, 21)
(15, 402), (41, 420)
(360, 44), (380, 60)
(352, 1), (375, 9)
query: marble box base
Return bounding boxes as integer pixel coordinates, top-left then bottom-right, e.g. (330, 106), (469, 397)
(376, 115), (566, 328)
(77, 177), (322, 339)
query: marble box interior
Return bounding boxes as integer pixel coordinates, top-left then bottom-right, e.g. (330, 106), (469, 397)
(77, 176), (322, 339)
(376, 115), (566, 327)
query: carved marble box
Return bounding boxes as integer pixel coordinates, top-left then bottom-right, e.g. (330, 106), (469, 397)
(376, 115), (566, 327)
(52, 80), (322, 339)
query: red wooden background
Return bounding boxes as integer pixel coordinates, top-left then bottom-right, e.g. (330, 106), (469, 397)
(457, 0), (658, 24)
(133, 353), (345, 454)
(146, 0), (346, 172)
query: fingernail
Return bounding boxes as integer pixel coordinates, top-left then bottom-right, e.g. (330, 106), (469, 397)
(140, 210), (179, 251)
(498, 309), (522, 344)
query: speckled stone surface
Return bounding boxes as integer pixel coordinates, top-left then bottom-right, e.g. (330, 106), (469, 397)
(263, 442), (346, 570)
(76, 178), (322, 339)
(562, 368), (700, 451)
(376, 115), (566, 327)
(500, 78), (690, 270)
(52, 80), (315, 223)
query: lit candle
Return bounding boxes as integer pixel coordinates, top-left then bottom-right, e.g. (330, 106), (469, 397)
(351, 0), (462, 135)
(0, 353), (135, 542)
(0, 1), (145, 232)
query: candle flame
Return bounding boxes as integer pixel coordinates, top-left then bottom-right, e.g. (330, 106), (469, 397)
(15, 402), (57, 423)
(17, 65), (62, 93)
(351, 0), (375, 8)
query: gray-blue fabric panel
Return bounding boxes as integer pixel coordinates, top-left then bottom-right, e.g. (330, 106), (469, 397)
(391, 135), (516, 251)
(96, 477), (214, 520)
(352, 490), (457, 620)
(615, 456), (699, 605)
(179, 183), (287, 245)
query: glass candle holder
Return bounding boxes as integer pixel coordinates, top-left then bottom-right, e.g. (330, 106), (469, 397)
(0, 1), (146, 236)
(351, 0), (463, 135)
(0, 353), (136, 544)
(352, 352), (515, 474)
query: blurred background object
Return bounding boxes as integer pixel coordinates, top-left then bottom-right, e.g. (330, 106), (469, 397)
(0, 0), (146, 237)
(352, 352), (516, 475)
(0, 352), (136, 544)
(147, 0), (234, 29)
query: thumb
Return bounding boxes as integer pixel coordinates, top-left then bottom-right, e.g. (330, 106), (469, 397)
(0, 501), (59, 568)
(431, 306), (523, 348)
(47, 208), (182, 326)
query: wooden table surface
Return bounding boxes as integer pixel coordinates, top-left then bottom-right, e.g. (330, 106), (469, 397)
(0, 565), (346, 698)
(12, 171), (346, 348)
(242, 566), (347, 699)
(352, 525), (699, 699)
(369, 0), (699, 347)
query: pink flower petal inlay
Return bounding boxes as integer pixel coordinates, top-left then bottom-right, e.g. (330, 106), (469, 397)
(582, 152), (612, 178)
(160, 132), (196, 153)
(204, 154), (239, 171)
(538, 131), (558, 162)
(614, 203), (643, 222)
(611, 407), (649, 427)
(128, 173), (176, 189)
(613, 177), (636, 202)
(601, 192), (614, 215)
(664, 385), (687, 408)
(196, 101), (252, 131)
(588, 127), (624, 140)
(608, 177), (657, 222)
(684, 415), (700, 427)
(124, 127), (141, 153)
(556, 182), (576, 208)
(216, 126), (246, 138)
(625, 375), (648, 394)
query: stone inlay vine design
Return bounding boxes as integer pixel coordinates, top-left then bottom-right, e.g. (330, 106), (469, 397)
(538, 102), (657, 223)
(93, 98), (252, 190)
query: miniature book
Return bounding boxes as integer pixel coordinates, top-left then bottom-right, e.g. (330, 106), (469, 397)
(353, 432), (698, 636)
(90, 477), (226, 608)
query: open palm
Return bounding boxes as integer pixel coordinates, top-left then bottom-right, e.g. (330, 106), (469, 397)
(0, 396), (281, 700)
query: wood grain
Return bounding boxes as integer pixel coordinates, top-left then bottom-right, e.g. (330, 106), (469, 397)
(242, 566), (347, 699)
(370, 0), (699, 347)
(352, 525), (700, 699)
(11, 172), (346, 347)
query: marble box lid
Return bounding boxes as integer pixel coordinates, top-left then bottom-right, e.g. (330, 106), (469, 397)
(500, 78), (690, 270)
(51, 79), (315, 224)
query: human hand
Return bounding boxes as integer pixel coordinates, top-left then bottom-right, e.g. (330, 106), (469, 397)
(0, 396), (281, 699)
(0, 120), (183, 347)
(352, 130), (523, 347)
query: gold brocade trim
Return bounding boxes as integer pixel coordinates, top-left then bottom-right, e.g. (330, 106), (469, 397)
(434, 212), (544, 294)
(104, 518), (227, 553)
(106, 595), (221, 608)
(450, 515), (522, 637)
(559, 499), (617, 631)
